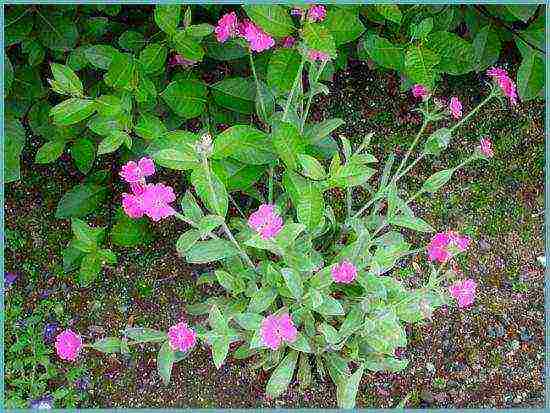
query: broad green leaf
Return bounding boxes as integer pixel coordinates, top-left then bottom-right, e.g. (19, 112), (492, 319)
(135, 114), (168, 140)
(272, 121), (306, 170)
(118, 30), (146, 53)
(104, 52), (137, 91)
(4, 117), (26, 183)
(288, 332), (312, 353)
(303, 22), (337, 58)
(146, 131), (200, 170)
(187, 23), (215, 38)
(97, 130), (130, 155)
(71, 138), (95, 174)
(139, 43), (168, 74)
(421, 169), (453, 193)
(212, 159), (266, 191)
(473, 25), (501, 71)
(212, 125), (276, 165)
(336, 364), (365, 409)
(283, 171), (324, 232)
(208, 304), (227, 331)
(410, 17), (434, 40)
(297, 353), (312, 389)
(111, 213), (152, 247)
(50, 98), (96, 126)
(157, 341), (175, 384)
(39, 14), (78, 51)
(84, 45), (119, 70)
(185, 239), (238, 264)
(243, 5), (295, 37)
(338, 306), (364, 340)
(125, 327), (167, 343)
(35, 140), (65, 164)
(204, 35), (247, 61)
(174, 30), (205, 62)
(281, 268), (303, 300)
(427, 31), (475, 75)
(267, 48), (302, 95)
(404, 44), (439, 88)
(319, 322), (340, 344)
(180, 191), (204, 223)
(376, 4), (402, 24)
(191, 167), (228, 216)
(175, 230), (201, 256)
(198, 215), (224, 237)
(298, 154), (326, 180)
(95, 95), (123, 117)
(161, 80), (208, 119)
(5, 53), (14, 94)
(330, 161), (375, 188)
(247, 287), (277, 313)
(266, 350), (299, 398)
(49, 63), (83, 97)
(78, 252), (103, 286)
(211, 77), (256, 114)
(234, 313), (263, 330)
(517, 52), (544, 101)
(316, 295), (344, 316)
(154, 5), (181, 36)
(505, 5), (539, 22)
(211, 336), (230, 369)
(92, 337), (122, 354)
(55, 183), (108, 218)
(363, 34), (404, 71)
(423, 127), (452, 156)
(324, 8), (365, 46)
(388, 215), (434, 233)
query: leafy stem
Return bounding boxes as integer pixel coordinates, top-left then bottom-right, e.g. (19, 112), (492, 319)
(283, 54), (306, 122)
(248, 49), (267, 126)
(301, 59), (327, 133)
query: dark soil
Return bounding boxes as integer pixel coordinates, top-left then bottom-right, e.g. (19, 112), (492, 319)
(5, 60), (545, 408)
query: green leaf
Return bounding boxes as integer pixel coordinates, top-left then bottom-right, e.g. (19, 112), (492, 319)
(49, 63), (83, 97)
(211, 336), (230, 369)
(157, 341), (175, 385)
(208, 304), (227, 331)
(505, 5), (539, 22)
(288, 332), (312, 353)
(125, 327), (167, 343)
(319, 322), (340, 344)
(304, 118), (344, 145)
(55, 183), (108, 218)
(423, 127), (452, 156)
(211, 77), (256, 114)
(70, 138), (95, 174)
(376, 4), (402, 24)
(118, 30), (146, 53)
(175, 229), (201, 256)
(198, 215), (224, 237)
(363, 34), (404, 71)
(174, 30), (205, 62)
(280, 268), (304, 300)
(134, 114), (167, 140)
(35, 140), (65, 164)
(303, 22), (337, 58)
(283, 171), (324, 232)
(185, 239), (239, 264)
(316, 295), (344, 316)
(517, 52), (544, 101)
(426, 31), (475, 75)
(92, 337), (122, 354)
(95, 95), (123, 117)
(298, 154), (327, 180)
(84, 45), (119, 70)
(243, 5), (295, 37)
(38, 14), (78, 51)
(191, 167), (228, 216)
(212, 159), (266, 192)
(364, 354), (409, 373)
(111, 213), (152, 247)
(71, 218), (104, 248)
(50, 98), (96, 126)
(266, 350), (298, 398)
(410, 17), (434, 41)
(324, 8), (365, 46)
(97, 130), (130, 155)
(271, 121), (306, 170)
(330, 161), (375, 188)
(104, 52), (137, 91)
(5, 53), (14, 94)
(421, 169), (453, 193)
(247, 287), (277, 313)
(146, 131), (200, 170)
(187, 23), (215, 38)
(212, 125), (276, 165)
(338, 306), (364, 340)
(161, 80), (208, 119)
(234, 313), (263, 330)
(154, 5), (181, 36)
(404, 44), (439, 88)
(267, 48), (302, 95)
(138, 43), (168, 74)
(180, 191), (204, 223)
(388, 215), (434, 233)
(204, 35), (247, 61)
(473, 25), (501, 71)
(78, 252), (103, 286)
(336, 364), (365, 409)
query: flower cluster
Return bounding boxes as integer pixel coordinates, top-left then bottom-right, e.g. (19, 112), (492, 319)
(307, 5), (326, 22)
(120, 157), (176, 222)
(167, 321), (197, 352)
(260, 313), (298, 350)
(248, 204), (283, 239)
(427, 231), (471, 263)
(487, 67), (518, 105)
(479, 137), (494, 158)
(331, 260), (357, 284)
(449, 279), (477, 308)
(449, 96), (462, 119)
(215, 12), (274, 52)
(411, 84), (429, 100)
(55, 329), (83, 361)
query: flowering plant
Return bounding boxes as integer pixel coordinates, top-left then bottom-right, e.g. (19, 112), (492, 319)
(56, 16), (514, 403)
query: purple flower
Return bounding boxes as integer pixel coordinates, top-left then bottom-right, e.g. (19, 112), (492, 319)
(248, 204), (283, 239)
(449, 96), (462, 119)
(28, 395), (53, 409)
(411, 84), (428, 100)
(331, 261), (357, 284)
(74, 375), (91, 392)
(5, 272), (18, 289)
(260, 313), (298, 350)
(449, 279), (477, 308)
(43, 322), (59, 343)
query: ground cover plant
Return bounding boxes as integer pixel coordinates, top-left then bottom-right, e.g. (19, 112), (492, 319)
(4, 4), (545, 409)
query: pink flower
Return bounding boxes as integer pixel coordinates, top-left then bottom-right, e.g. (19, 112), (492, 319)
(260, 313), (298, 350)
(55, 329), (83, 361)
(449, 96), (462, 119)
(215, 12), (239, 43)
(282, 36), (296, 48)
(487, 67), (518, 105)
(308, 49), (330, 62)
(449, 279), (477, 308)
(427, 231), (471, 263)
(479, 137), (494, 158)
(167, 322), (197, 352)
(411, 84), (428, 100)
(141, 183), (176, 222)
(248, 204), (283, 239)
(240, 20), (275, 52)
(331, 260), (357, 283)
(308, 5), (326, 22)
(122, 182), (146, 219)
(120, 157), (155, 184)
(168, 54), (196, 68)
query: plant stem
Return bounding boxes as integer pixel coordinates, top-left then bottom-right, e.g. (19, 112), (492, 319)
(221, 222), (256, 270)
(268, 165), (274, 204)
(283, 55), (306, 122)
(449, 93), (494, 134)
(395, 152), (426, 183)
(393, 118), (428, 180)
(229, 193), (246, 219)
(300, 60), (327, 132)
(249, 49), (267, 124)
